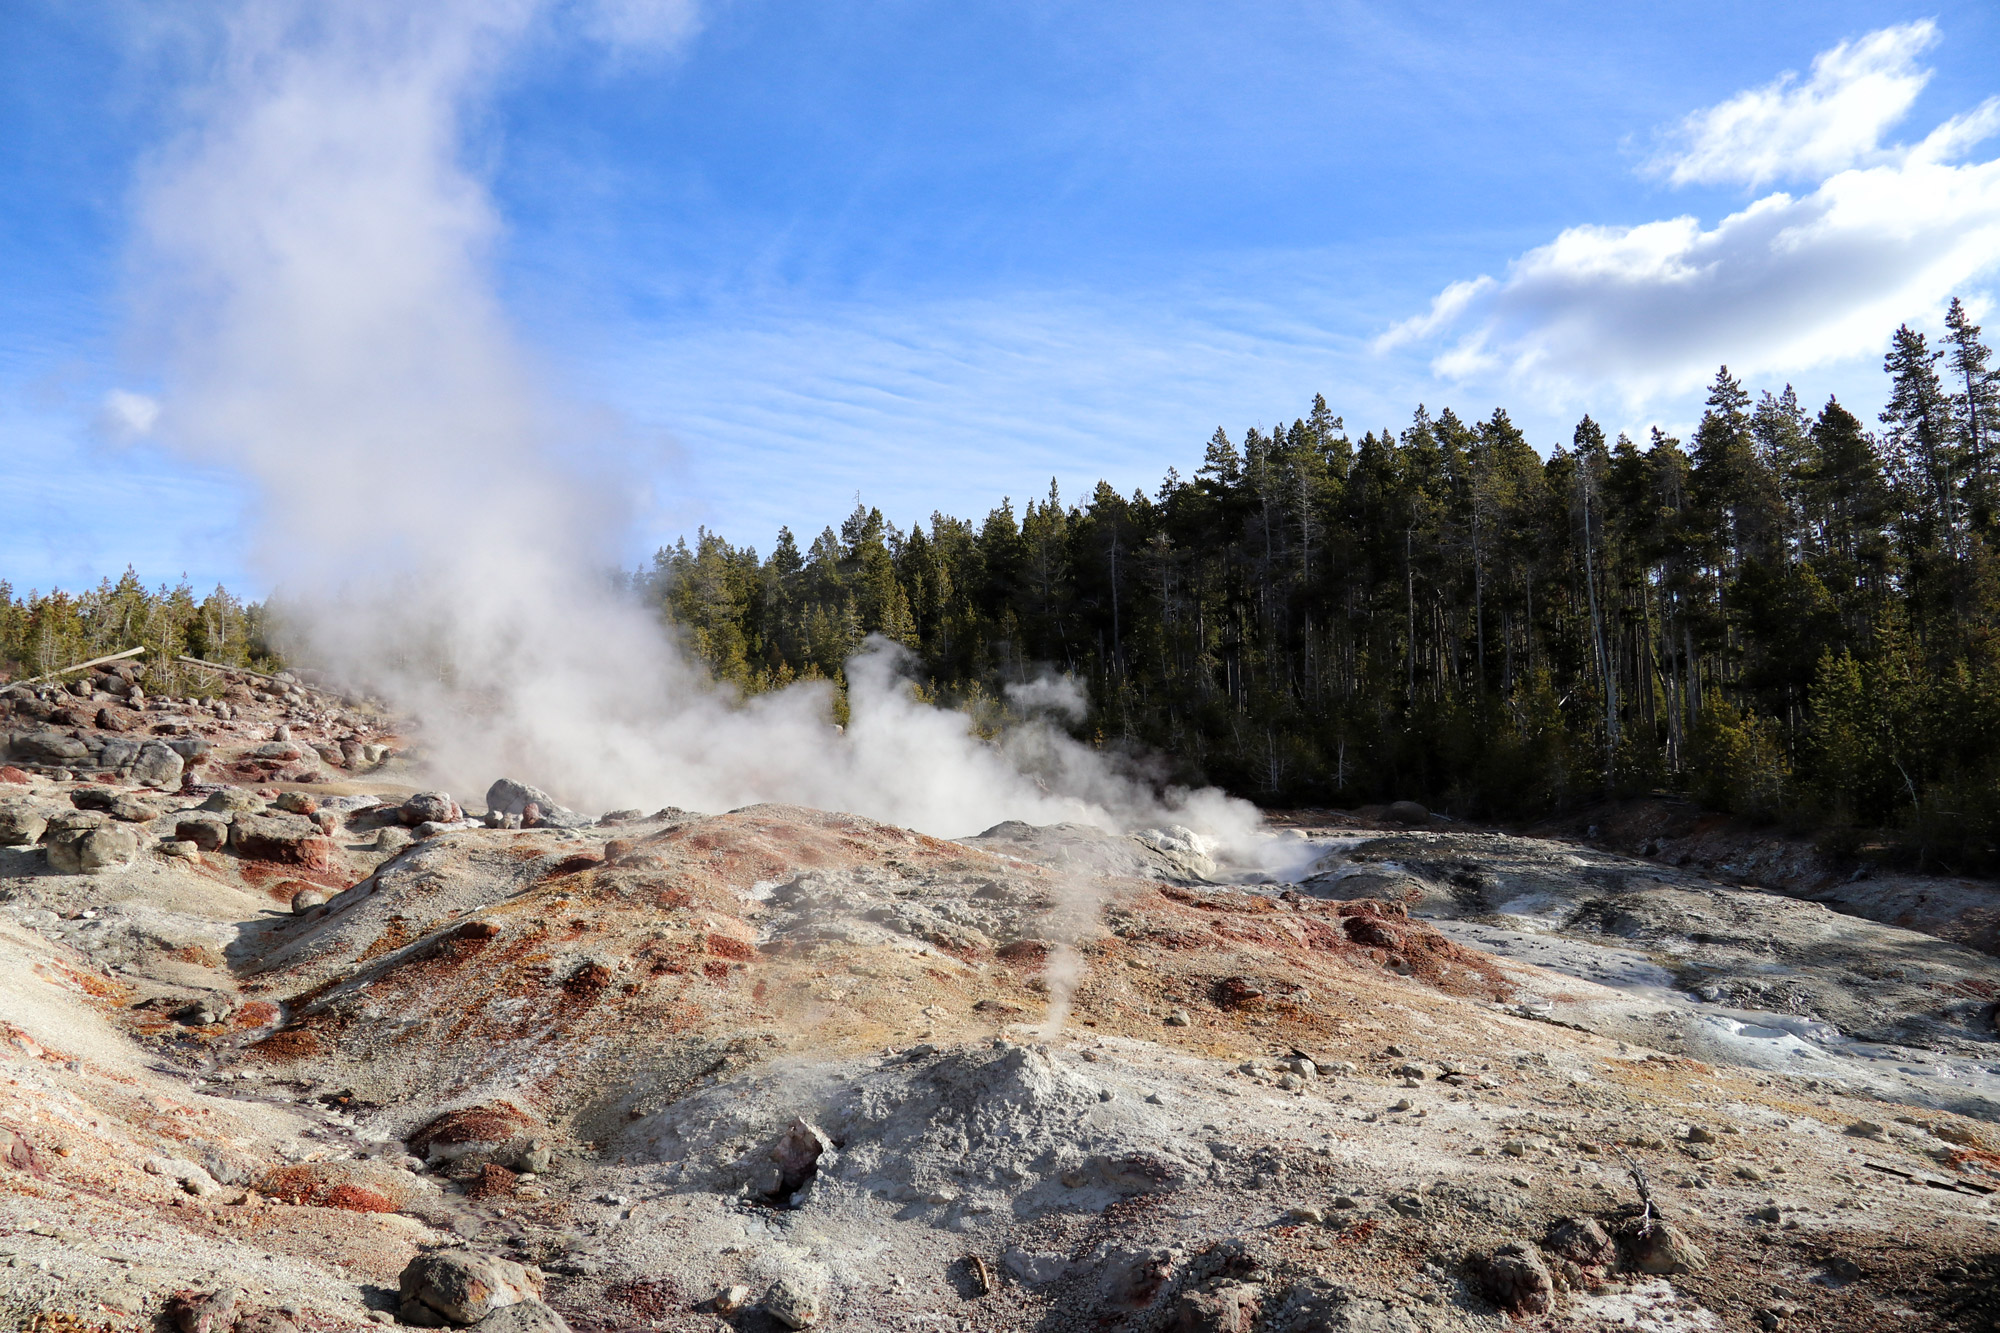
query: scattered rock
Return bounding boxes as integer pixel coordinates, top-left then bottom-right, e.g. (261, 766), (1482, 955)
(401, 792), (462, 826)
(764, 1267), (829, 1330)
(1168, 1283), (1261, 1333)
(11, 730), (89, 764)
(1543, 1217), (1617, 1270)
(165, 1287), (241, 1333)
(1473, 1241), (1554, 1314)
(235, 1312), (300, 1333)
(761, 1118), (832, 1204)
(290, 885), (330, 914)
(0, 798), (48, 846)
(130, 740), (185, 789)
(1845, 1120), (1886, 1140)
(1096, 1246), (1176, 1310)
(485, 778), (589, 829)
(1166, 1008), (1192, 1027)
(229, 812), (339, 869)
(1934, 1122), (1982, 1147)
(1384, 800), (1429, 825)
(397, 1249), (544, 1326)
(176, 815), (230, 851)
(200, 788), (263, 814)
(2, 1128), (49, 1178)
(471, 1301), (570, 1333)
(1004, 1249), (1068, 1285)
(1619, 1218), (1707, 1275)
(44, 817), (138, 873)
(175, 996), (238, 1027)
(377, 826), (415, 855)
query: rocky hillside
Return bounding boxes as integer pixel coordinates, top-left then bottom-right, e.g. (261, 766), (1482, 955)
(2, 670), (1999, 1332)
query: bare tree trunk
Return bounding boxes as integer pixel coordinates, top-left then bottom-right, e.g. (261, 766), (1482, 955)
(1580, 471), (1618, 785)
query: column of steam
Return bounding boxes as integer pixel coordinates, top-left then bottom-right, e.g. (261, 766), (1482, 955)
(1036, 869), (1104, 1039)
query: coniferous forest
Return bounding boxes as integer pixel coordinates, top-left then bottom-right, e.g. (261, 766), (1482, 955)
(6, 307), (1997, 869)
(647, 302), (2000, 869)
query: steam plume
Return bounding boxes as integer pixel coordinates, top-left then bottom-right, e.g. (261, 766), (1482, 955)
(133, 0), (1266, 846)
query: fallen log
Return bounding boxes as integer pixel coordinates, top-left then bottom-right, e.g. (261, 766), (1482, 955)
(176, 655), (288, 684)
(18, 645), (145, 686)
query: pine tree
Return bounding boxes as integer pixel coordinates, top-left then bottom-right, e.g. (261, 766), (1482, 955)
(1944, 298), (1999, 531)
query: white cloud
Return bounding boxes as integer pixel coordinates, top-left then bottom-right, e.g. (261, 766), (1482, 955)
(1373, 276), (1493, 352)
(575, 0), (703, 53)
(1391, 25), (2000, 406)
(1650, 20), (1935, 189)
(98, 388), (161, 439)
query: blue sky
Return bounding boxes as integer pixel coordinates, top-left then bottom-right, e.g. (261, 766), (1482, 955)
(3, 0), (1998, 593)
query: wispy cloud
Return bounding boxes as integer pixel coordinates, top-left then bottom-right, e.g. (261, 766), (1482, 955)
(1387, 23), (2000, 406)
(97, 388), (160, 440)
(1648, 20), (1936, 189)
(585, 277), (1406, 546)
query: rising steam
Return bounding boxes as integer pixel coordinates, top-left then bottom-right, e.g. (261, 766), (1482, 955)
(130, 0), (1267, 846)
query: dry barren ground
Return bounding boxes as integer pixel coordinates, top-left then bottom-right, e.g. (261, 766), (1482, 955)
(3, 672), (2000, 1333)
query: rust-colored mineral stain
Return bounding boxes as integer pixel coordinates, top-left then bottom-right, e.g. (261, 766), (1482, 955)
(704, 933), (756, 961)
(234, 1001), (281, 1028)
(463, 1162), (518, 1200)
(245, 1026), (322, 1060)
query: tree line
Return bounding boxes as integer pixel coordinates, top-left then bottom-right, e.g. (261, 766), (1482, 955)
(0, 571), (275, 694)
(646, 298), (2000, 870)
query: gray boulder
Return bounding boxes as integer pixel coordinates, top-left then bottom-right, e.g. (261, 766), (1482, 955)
(45, 818), (138, 873)
(175, 815), (230, 851)
(397, 1250), (544, 1326)
(98, 738), (142, 770)
(1474, 1241), (1554, 1315)
(130, 741), (185, 789)
(468, 1302), (570, 1333)
(0, 799), (49, 846)
(201, 788), (263, 815)
(13, 730), (88, 764)
(1620, 1219), (1706, 1275)
(109, 794), (162, 822)
(401, 792), (463, 826)
(165, 737), (212, 761)
(763, 1268), (829, 1330)
(484, 779), (588, 829)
